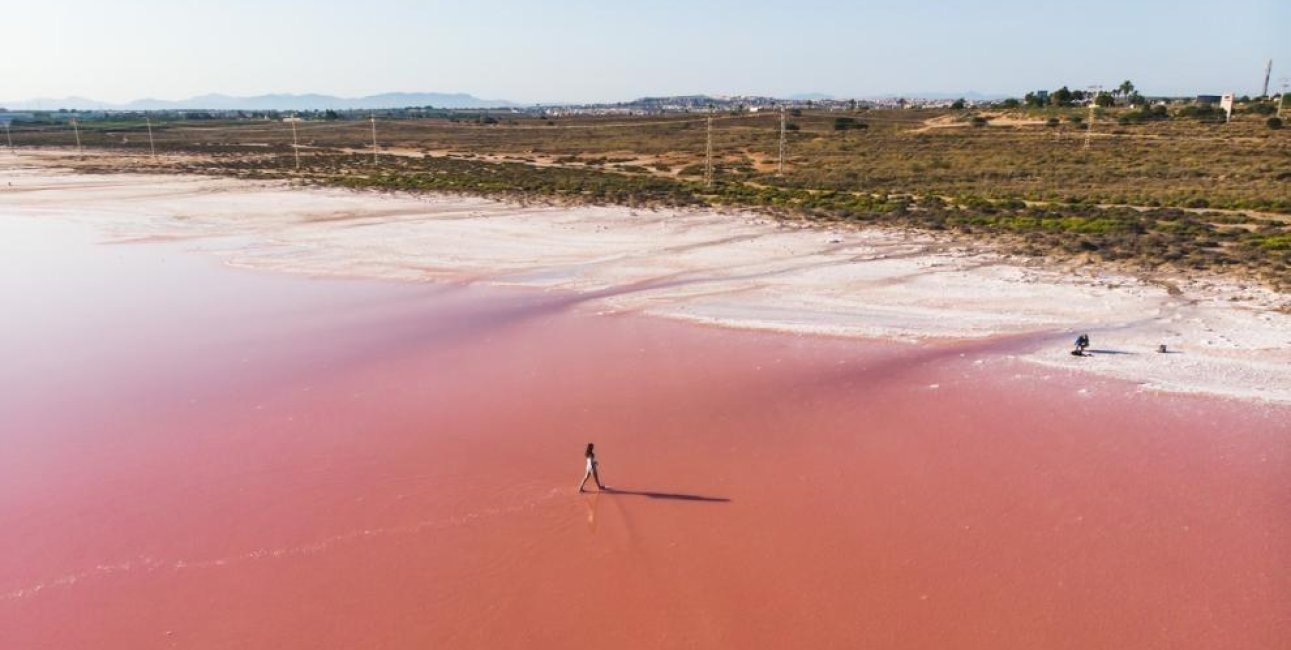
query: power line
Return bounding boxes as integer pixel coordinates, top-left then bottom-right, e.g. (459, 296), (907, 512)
(10, 109), (1271, 149)
(65, 111), (923, 147)
(11, 102), (1275, 169)
(272, 110), (921, 134)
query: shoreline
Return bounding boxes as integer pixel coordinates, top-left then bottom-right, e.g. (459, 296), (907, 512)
(3, 154), (1289, 404)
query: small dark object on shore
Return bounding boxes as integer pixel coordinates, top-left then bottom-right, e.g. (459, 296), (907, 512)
(1157, 344), (1168, 353)
(1072, 333), (1090, 356)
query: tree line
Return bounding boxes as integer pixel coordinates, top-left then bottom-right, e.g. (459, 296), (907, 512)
(1024, 81), (1144, 108)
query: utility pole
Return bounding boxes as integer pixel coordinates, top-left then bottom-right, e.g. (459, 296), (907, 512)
(1280, 78), (1289, 119)
(71, 117), (82, 156)
(1084, 85), (1101, 150)
(704, 108), (713, 188)
(369, 114), (378, 164)
(145, 117), (156, 160)
(4, 122), (12, 154)
(778, 106), (786, 177)
(1262, 59), (1273, 98)
(290, 114), (301, 170)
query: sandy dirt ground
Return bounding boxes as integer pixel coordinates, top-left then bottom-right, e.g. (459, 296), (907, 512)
(2, 154), (1288, 404)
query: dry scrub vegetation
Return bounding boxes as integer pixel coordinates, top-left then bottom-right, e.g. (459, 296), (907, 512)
(17, 106), (1290, 290)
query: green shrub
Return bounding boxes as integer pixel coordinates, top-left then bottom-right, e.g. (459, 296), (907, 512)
(1176, 104), (1224, 122)
(833, 117), (867, 131)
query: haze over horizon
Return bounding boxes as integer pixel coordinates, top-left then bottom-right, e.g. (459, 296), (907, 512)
(4, 0), (1288, 105)
(0, 90), (1011, 112)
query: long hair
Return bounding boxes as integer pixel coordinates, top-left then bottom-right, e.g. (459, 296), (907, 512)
(585, 443), (595, 458)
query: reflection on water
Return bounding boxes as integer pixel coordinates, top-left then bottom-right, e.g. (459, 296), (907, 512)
(584, 492), (599, 531)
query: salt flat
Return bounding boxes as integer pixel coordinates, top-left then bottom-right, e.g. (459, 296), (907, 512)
(3, 156), (1288, 403)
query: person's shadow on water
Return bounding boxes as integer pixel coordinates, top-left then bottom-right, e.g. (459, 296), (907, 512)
(597, 487), (731, 503)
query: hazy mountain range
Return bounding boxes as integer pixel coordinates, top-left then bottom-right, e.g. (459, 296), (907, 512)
(1, 92), (517, 111)
(2, 90), (1011, 112)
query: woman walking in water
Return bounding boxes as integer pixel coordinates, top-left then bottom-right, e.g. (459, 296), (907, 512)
(579, 443), (606, 492)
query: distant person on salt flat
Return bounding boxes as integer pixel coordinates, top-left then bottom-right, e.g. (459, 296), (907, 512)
(579, 443), (607, 493)
(1072, 333), (1090, 356)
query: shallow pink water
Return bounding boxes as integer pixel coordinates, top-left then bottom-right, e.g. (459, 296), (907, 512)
(1, 216), (1288, 649)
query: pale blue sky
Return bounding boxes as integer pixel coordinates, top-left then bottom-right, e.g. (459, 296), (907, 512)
(4, 0), (1288, 102)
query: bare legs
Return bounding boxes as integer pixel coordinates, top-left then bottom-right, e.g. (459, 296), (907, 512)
(578, 466), (606, 492)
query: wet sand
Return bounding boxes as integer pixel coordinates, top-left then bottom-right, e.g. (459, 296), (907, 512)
(2, 213), (1288, 649)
